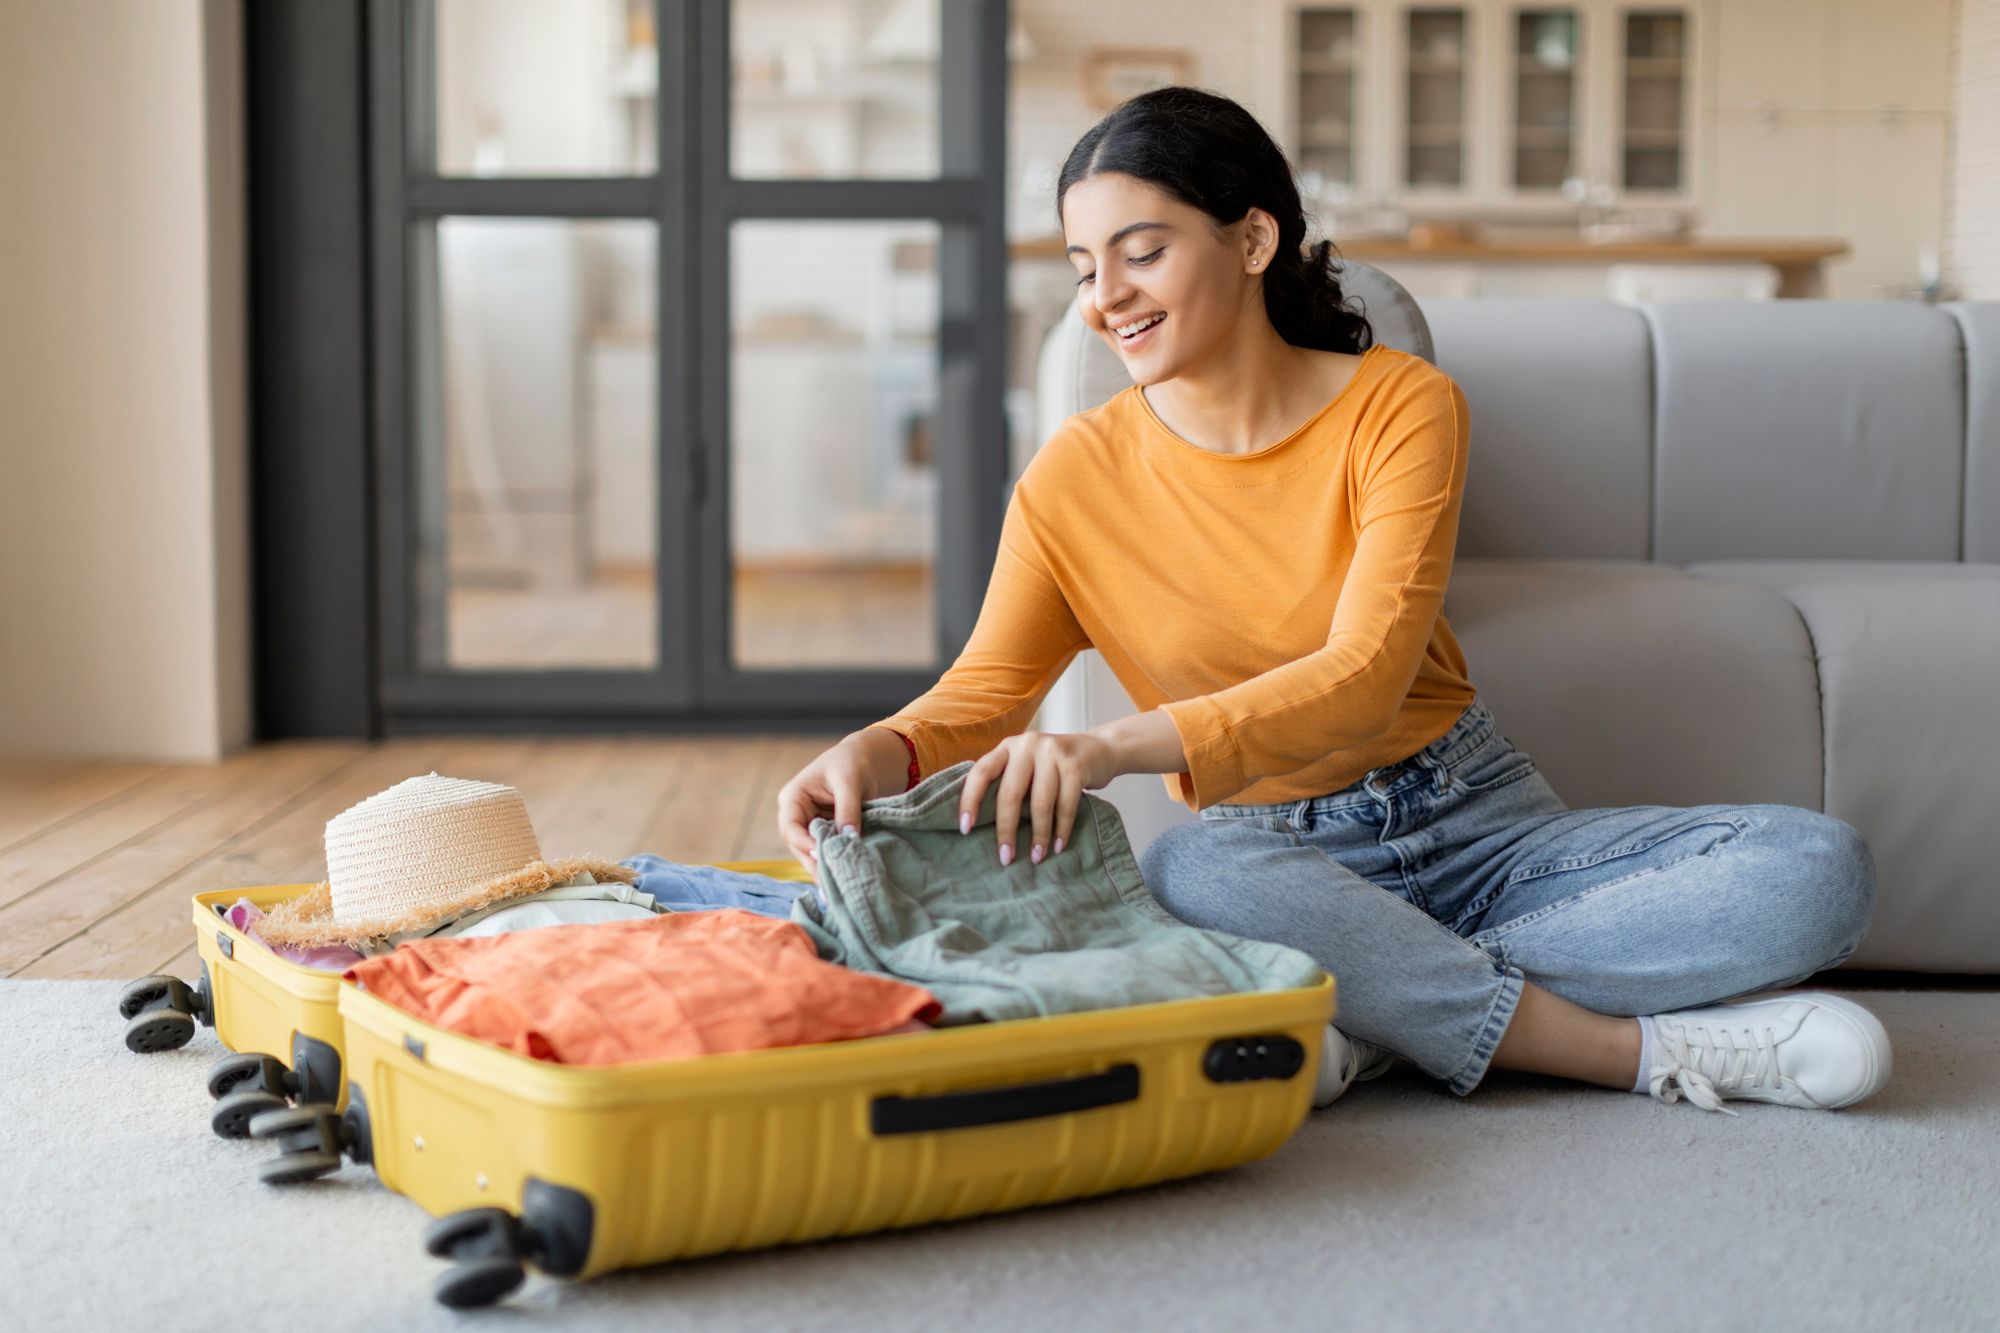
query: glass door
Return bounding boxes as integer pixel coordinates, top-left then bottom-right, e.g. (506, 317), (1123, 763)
(370, 0), (1009, 727)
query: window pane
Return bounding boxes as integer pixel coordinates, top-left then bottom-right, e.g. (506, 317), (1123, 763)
(415, 218), (658, 671)
(730, 220), (939, 668)
(1297, 9), (1360, 199)
(1514, 10), (1578, 190)
(731, 0), (941, 179)
(433, 0), (657, 175)
(1406, 8), (1468, 189)
(1622, 11), (1688, 191)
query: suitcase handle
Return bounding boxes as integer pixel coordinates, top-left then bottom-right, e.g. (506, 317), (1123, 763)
(870, 1062), (1140, 1136)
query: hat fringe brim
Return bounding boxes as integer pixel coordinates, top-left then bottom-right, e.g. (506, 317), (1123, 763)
(253, 857), (639, 951)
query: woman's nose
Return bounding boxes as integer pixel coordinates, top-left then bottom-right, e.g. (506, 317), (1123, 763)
(1093, 276), (1135, 320)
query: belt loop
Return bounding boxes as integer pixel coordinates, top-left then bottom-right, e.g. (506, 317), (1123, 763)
(1288, 798), (1309, 829)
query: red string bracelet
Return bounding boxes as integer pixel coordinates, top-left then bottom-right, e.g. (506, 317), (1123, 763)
(890, 729), (920, 792)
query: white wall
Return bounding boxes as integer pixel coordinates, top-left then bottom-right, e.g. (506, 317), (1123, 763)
(1947, 0), (2000, 298)
(0, 0), (249, 761)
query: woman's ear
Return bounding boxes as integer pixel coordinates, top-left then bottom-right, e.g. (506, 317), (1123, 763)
(1242, 207), (1279, 272)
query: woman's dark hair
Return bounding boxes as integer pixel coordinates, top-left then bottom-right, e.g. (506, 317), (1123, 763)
(1055, 86), (1373, 355)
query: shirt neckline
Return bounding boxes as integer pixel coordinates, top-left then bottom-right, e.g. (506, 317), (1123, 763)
(1133, 342), (1391, 468)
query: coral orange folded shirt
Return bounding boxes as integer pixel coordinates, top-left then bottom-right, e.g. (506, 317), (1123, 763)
(345, 909), (939, 1065)
(871, 342), (1479, 812)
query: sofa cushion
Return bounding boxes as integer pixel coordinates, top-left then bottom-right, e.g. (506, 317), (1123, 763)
(1649, 302), (1965, 563)
(1945, 303), (2000, 563)
(1424, 300), (1653, 560)
(1441, 560), (1823, 811)
(1689, 561), (2000, 970)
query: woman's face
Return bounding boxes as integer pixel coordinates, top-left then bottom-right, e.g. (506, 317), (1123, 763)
(1061, 172), (1272, 385)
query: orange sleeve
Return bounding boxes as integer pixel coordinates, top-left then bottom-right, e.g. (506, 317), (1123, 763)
(871, 484), (1091, 779)
(1158, 378), (1471, 810)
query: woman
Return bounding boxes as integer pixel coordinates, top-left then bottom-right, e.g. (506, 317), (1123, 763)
(776, 87), (1890, 1117)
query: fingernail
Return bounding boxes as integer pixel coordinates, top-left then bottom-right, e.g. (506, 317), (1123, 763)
(959, 812), (971, 835)
(1031, 844), (1044, 865)
(842, 823), (857, 837)
(1053, 837), (1065, 855)
(999, 843), (1013, 867)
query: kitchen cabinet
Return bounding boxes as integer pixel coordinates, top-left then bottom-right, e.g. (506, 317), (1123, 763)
(1274, 0), (1705, 215)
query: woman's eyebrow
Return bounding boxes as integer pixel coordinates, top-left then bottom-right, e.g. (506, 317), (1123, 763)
(1065, 221), (1174, 257)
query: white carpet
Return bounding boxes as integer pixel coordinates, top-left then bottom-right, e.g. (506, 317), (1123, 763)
(2, 982), (1992, 1332)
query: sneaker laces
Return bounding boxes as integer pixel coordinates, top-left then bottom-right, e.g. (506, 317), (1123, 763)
(1647, 1016), (1784, 1117)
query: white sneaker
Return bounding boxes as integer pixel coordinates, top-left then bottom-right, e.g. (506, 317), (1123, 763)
(1645, 991), (1892, 1116)
(1313, 1024), (1397, 1107)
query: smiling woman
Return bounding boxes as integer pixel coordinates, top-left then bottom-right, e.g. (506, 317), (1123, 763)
(772, 85), (1894, 1121)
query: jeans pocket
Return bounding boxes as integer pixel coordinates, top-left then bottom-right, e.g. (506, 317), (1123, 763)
(1447, 733), (1540, 794)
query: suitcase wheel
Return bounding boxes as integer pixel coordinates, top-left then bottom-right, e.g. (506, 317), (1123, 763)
(423, 1209), (530, 1310)
(206, 1051), (272, 1100)
(434, 1258), (527, 1311)
(212, 1087), (287, 1140)
(248, 1103), (353, 1185)
(255, 1151), (343, 1186)
(124, 1008), (196, 1055)
(117, 976), (174, 1021)
(117, 972), (213, 1053)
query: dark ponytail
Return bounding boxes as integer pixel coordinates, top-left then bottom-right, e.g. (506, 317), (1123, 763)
(1055, 86), (1373, 355)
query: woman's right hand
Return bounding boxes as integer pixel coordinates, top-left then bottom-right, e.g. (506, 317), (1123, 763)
(776, 728), (906, 871)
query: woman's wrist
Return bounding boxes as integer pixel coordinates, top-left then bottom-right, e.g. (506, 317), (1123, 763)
(855, 726), (919, 793)
(1089, 709), (1189, 781)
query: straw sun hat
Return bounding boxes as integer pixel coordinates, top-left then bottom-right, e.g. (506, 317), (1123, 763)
(255, 773), (635, 950)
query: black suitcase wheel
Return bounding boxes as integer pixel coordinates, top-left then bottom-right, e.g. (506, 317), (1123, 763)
(423, 1208), (519, 1259)
(435, 1258), (527, 1310)
(117, 976), (173, 1021)
(424, 1209), (530, 1310)
(117, 972), (212, 1053)
(206, 1051), (270, 1100)
(124, 1007), (196, 1054)
(212, 1087), (286, 1140)
(256, 1151), (342, 1186)
(249, 1102), (357, 1186)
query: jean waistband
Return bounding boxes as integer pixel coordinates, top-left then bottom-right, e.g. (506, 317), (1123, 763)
(1201, 695), (1495, 820)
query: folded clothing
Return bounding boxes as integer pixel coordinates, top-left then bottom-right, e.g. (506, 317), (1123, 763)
(793, 760), (1324, 1025)
(224, 873), (665, 970)
(617, 855), (814, 918)
(345, 908), (940, 1065)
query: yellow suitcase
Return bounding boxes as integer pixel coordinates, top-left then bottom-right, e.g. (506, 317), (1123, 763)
(115, 860), (819, 1140)
(251, 956), (1335, 1307)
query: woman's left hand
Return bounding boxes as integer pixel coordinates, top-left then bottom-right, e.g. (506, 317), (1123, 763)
(959, 730), (1121, 867)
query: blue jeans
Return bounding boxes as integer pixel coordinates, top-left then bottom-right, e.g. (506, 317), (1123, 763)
(1138, 697), (1876, 1096)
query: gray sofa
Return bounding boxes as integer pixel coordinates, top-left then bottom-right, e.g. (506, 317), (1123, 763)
(1031, 276), (2000, 975)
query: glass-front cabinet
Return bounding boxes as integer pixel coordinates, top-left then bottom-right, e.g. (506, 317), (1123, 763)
(1280, 0), (1701, 216)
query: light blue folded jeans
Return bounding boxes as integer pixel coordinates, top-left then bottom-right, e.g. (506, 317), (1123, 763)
(1138, 696), (1877, 1096)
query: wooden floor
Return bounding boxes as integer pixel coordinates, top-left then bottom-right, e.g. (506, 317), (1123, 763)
(0, 734), (840, 982)
(8, 741), (1991, 992)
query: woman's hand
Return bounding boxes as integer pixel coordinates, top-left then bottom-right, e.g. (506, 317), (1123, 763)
(775, 728), (908, 871)
(958, 730), (1121, 867)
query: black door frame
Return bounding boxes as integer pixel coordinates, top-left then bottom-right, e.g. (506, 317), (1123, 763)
(248, 0), (1011, 737)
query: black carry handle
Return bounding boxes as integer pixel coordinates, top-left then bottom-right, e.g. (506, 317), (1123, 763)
(871, 1063), (1141, 1136)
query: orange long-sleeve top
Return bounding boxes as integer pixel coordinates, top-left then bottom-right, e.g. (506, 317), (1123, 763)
(873, 342), (1480, 812)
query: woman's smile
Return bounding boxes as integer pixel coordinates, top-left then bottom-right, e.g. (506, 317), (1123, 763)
(1114, 311), (1166, 351)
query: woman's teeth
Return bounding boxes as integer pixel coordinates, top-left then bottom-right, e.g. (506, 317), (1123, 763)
(1116, 313), (1165, 339)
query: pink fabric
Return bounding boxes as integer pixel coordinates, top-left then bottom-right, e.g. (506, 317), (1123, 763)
(227, 899), (366, 972)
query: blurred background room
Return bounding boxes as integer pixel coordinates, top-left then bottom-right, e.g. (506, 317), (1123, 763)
(0, 0), (1995, 883)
